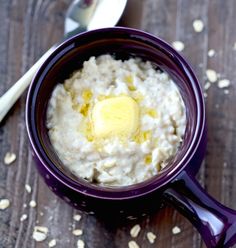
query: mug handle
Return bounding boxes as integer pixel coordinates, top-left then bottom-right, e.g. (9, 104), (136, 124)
(163, 171), (236, 248)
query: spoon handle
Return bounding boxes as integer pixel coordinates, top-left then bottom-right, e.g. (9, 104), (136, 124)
(0, 23), (89, 124)
(0, 47), (56, 123)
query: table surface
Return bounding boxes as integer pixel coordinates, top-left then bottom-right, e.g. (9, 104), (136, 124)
(1, 0), (236, 247)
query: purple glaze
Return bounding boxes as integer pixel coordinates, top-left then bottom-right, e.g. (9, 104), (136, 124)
(164, 171), (236, 247)
(25, 27), (236, 247)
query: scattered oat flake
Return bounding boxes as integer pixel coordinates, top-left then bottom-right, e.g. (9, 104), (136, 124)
(130, 224), (141, 238)
(25, 184), (32, 193)
(128, 240), (140, 248)
(233, 42), (236, 51)
(204, 82), (211, 91)
(218, 79), (230, 88)
(147, 232), (156, 244)
(203, 92), (208, 98)
(33, 231), (47, 242)
(208, 49), (215, 57)
(20, 214), (28, 222)
(172, 41), (185, 52)
(29, 200), (37, 208)
(224, 89), (229, 94)
(73, 229), (83, 236)
(193, 19), (204, 32)
(73, 214), (82, 222)
(77, 239), (85, 248)
(4, 152), (16, 165)
(33, 226), (48, 242)
(206, 69), (217, 83)
(172, 226), (181, 234)
(0, 199), (10, 210)
(48, 239), (57, 247)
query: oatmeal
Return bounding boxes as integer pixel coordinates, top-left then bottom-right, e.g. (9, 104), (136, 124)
(46, 55), (186, 186)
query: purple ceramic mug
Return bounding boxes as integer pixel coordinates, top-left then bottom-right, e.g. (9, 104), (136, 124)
(26, 27), (236, 248)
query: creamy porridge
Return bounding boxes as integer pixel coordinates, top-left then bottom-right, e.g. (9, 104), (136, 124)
(46, 55), (186, 186)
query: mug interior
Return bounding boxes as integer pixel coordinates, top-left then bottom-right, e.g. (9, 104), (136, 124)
(26, 28), (204, 199)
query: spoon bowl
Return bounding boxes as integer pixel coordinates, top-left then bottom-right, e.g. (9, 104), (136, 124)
(65, 0), (127, 35)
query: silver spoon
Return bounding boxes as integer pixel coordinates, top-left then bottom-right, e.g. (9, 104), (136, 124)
(0, 0), (127, 123)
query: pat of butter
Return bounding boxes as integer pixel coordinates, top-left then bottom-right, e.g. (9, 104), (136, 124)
(92, 96), (139, 139)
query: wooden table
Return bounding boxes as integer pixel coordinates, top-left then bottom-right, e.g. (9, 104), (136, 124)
(1, 0), (236, 247)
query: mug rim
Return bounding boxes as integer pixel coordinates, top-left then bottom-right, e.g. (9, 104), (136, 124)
(26, 27), (205, 200)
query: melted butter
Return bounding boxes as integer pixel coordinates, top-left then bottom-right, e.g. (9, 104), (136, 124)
(134, 130), (152, 144)
(80, 103), (90, 116)
(146, 108), (157, 118)
(124, 75), (136, 91)
(82, 89), (93, 102)
(91, 96), (140, 139)
(64, 83), (156, 147)
(145, 154), (152, 165)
